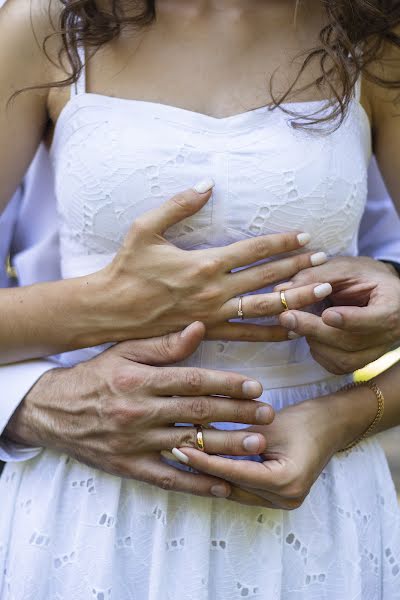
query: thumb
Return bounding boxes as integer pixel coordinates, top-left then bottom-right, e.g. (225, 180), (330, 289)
(126, 180), (215, 240)
(116, 322), (206, 366)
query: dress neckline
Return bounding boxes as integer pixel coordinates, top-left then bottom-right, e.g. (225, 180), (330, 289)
(50, 91), (371, 158)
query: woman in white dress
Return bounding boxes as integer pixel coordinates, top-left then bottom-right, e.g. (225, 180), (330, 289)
(0, 0), (400, 598)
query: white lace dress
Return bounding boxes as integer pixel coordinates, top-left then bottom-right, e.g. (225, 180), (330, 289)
(1, 63), (399, 599)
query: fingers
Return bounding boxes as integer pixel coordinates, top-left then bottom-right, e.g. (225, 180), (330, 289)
(227, 486), (277, 508)
(130, 454), (232, 498)
(206, 323), (290, 342)
(151, 366), (263, 399)
(309, 341), (390, 375)
(154, 426), (268, 455)
(219, 232), (312, 271)
(125, 181), (214, 239)
(321, 303), (399, 335)
(117, 322), (206, 366)
(231, 252), (327, 296)
(220, 283), (332, 321)
(157, 396), (274, 426)
(279, 310), (382, 352)
(170, 447), (278, 490)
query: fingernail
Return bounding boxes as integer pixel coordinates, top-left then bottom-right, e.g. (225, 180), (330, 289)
(280, 312), (296, 330)
(297, 233), (311, 246)
(161, 450), (177, 461)
(311, 252), (328, 266)
(172, 448), (190, 464)
(324, 311), (343, 327)
(288, 331), (301, 340)
(243, 435), (262, 452)
(256, 405), (272, 423)
(211, 485), (230, 498)
(192, 178), (215, 194)
(242, 380), (263, 398)
(314, 283), (333, 299)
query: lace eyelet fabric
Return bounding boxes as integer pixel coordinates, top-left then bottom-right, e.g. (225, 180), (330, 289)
(1, 78), (399, 599)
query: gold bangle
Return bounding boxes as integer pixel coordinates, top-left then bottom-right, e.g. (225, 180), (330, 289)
(338, 380), (385, 453)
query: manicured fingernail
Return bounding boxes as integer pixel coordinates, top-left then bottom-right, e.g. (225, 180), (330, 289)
(242, 380), (263, 398)
(256, 405), (273, 423)
(172, 448), (190, 464)
(314, 283), (333, 299)
(161, 450), (177, 461)
(192, 178), (215, 194)
(324, 311), (343, 327)
(311, 252), (328, 266)
(243, 435), (262, 452)
(211, 485), (230, 498)
(288, 331), (301, 340)
(281, 312), (296, 330)
(297, 233), (311, 246)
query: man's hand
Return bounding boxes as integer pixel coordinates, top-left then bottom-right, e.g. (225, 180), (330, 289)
(275, 256), (400, 374)
(171, 388), (377, 509)
(4, 322), (274, 499)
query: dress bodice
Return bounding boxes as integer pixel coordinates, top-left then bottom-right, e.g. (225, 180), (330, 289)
(51, 83), (371, 389)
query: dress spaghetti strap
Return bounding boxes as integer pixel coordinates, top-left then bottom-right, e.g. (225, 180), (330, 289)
(71, 45), (86, 98)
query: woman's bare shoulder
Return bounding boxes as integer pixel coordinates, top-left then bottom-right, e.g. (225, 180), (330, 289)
(0, 0), (64, 83)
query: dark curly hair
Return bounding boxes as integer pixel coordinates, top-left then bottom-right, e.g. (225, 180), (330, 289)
(46, 0), (400, 129)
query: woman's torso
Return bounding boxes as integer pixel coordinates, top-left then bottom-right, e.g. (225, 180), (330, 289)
(48, 3), (371, 394)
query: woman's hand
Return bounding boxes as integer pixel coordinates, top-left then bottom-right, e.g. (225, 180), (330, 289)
(0, 182), (331, 363)
(86, 182), (330, 346)
(171, 388), (378, 509)
(276, 256), (400, 374)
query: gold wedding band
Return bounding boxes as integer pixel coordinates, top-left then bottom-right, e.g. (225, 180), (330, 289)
(238, 296), (245, 320)
(195, 424), (206, 452)
(280, 290), (289, 312)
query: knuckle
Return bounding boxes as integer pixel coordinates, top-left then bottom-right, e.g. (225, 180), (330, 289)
(199, 256), (223, 277)
(189, 397), (212, 422)
(385, 309), (400, 335)
(111, 367), (142, 394)
(170, 193), (192, 215)
(254, 298), (273, 316)
(335, 354), (356, 374)
(251, 237), (270, 258)
(130, 217), (149, 236)
(280, 232), (296, 252)
(259, 263), (277, 283)
(195, 285), (222, 308)
(184, 369), (203, 393)
(178, 428), (197, 449)
(158, 474), (178, 492)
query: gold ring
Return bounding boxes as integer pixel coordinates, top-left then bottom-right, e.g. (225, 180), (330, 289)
(195, 424), (206, 452)
(237, 296), (245, 320)
(280, 290), (289, 312)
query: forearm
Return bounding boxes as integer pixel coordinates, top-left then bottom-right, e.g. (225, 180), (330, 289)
(0, 276), (103, 363)
(310, 363), (400, 453)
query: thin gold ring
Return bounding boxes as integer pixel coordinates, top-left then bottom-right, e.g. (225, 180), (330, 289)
(280, 290), (289, 312)
(237, 296), (245, 320)
(195, 424), (206, 452)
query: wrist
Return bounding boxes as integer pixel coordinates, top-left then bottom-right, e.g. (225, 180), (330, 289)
(304, 386), (378, 454)
(4, 368), (65, 448)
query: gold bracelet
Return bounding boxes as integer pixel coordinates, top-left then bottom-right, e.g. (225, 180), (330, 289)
(338, 380), (385, 453)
